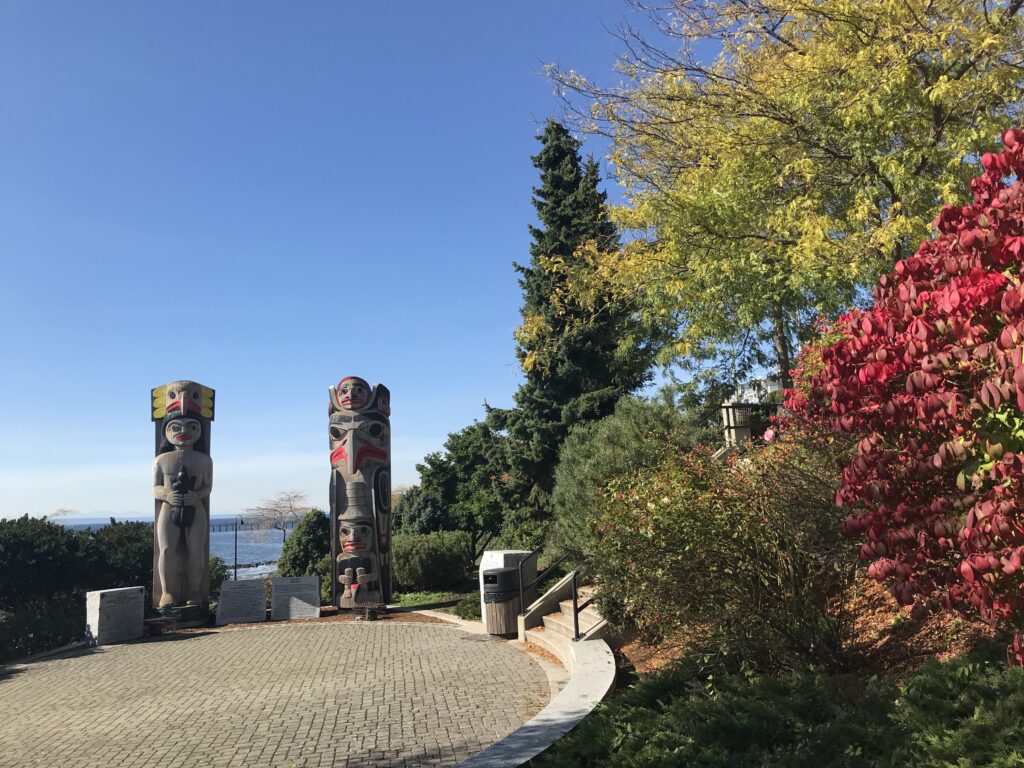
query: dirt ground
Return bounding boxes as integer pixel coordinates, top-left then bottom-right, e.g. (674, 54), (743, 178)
(616, 578), (996, 677)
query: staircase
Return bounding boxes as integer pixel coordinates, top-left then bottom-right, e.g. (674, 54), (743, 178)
(461, 575), (618, 768)
(518, 576), (614, 673)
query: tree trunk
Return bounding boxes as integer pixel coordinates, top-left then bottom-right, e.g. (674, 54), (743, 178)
(773, 310), (793, 391)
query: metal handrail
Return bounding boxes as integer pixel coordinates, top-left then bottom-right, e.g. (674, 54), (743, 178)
(514, 554), (594, 639)
(570, 571), (596, 641)
(517, 552), (567, 615)
(517, 550), (539, 615)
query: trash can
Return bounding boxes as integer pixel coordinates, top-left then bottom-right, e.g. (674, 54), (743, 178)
(482, 566), (521, 636)
(479, 550), (535, 626)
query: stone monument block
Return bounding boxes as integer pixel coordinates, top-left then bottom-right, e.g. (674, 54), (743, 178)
(271, 576), (321, 621)
(85, 586), (144, 646)
(215, 580), (268, 626)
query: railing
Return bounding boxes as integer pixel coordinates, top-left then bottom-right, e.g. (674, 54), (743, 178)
(570, 571), (595, 641)
(518, 549), (567, 616)
(515, 553), (600, 641)
(721, 402), (779, 445)
(210, 520), (298, 533)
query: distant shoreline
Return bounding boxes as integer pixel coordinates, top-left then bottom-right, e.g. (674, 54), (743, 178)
(60, 517), (296, 532)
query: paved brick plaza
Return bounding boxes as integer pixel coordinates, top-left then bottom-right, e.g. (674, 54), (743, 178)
(0, 620), (550, 768)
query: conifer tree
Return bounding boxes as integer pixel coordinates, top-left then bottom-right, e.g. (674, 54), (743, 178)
(491, 120), (653, 543)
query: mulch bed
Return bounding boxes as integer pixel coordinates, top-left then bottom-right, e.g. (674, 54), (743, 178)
(523, 640), (564, 669)
(615, 578), (996, 678)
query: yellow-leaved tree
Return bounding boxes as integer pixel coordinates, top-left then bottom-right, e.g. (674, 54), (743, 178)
(552, 0), (1024, 388)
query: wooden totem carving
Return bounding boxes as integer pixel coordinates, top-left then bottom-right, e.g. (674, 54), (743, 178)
(328, 376), (391, 608)
(151, 380), (214, 611)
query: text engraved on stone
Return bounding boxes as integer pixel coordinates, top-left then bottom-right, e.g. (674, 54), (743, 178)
(271, 576), (320, 620)
(85, 587), (144, 646)
(215, 580), (267, 626)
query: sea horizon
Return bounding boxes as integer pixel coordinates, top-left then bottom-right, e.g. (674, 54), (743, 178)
(57, 516), (290, 580)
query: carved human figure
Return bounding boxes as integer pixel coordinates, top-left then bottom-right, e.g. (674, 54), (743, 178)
(151, 380), (215, 611)
(328, 376), (391, 608)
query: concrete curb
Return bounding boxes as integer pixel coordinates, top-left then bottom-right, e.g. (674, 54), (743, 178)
(456, 635), (616, 768)
(1, 640), (91, 669)
(415, 609), (489, 633)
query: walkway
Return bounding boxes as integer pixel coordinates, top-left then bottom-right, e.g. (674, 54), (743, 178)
(0, 620), (550, 768)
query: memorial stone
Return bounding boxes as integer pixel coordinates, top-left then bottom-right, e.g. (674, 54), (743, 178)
(271, 575), (321, 620)
(85, 586), (144, 646)
(215, 580), (268, 626)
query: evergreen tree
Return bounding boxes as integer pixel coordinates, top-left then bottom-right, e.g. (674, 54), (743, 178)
(395, 422), (504, 566)
(491, 120), (654, 544)
(276, 508), (329, 577)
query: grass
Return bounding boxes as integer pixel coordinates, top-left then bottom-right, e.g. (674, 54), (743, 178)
(390, 590), (483, 622)
(391, 590), (462, 609)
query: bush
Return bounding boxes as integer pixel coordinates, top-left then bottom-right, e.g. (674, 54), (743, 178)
(391, 531), (472, 592)
(890, 640), (1024, 765)
(277, 508), (329, 578)
(0, 593), (87, 664)
(89, 520), (153, 597)
(451, 593), (482, 621)
(593, 434), (857, 670)
(209, 556), (229, 601)
(531, 639), (1024, 768)
(0, 516), (95, 611)
(313, 554), (332, 605)
(551, 394), (713, 564)
(530, 648), (898, 768)
(790, 130), (1024, 642)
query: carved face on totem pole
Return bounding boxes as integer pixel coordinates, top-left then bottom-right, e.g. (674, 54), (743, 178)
(328, 376), (391, 608)
(164, 418), (201, 448)
(151, 380), (214, 616)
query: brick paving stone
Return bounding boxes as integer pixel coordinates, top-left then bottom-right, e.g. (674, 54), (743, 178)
(0, 621), (549, 768)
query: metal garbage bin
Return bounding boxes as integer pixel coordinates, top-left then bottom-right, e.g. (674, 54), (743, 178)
(482, 566), (521, 636)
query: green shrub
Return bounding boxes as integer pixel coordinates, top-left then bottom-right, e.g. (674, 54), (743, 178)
(89, 520), (153, 597)
(391, 531), (472, 592)
(551, 394), (713, 565)
(277, 508), (329, 578)
(451, 593), (482, 621)
(530, 651), (898, 768)
(209, 556), (229, 601)
(531, 639), (1024, 768)
(891, 640), (1024, 766)
(0, 593), (87, 664)
(0, 516), (95, 611)
(594, 433), (857, 670)
(313, 554), (332, 605)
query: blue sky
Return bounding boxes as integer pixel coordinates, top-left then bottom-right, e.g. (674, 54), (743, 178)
(0, 1), (658, 518)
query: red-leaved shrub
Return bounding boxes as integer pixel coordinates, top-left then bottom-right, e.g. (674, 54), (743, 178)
(789, 130), (1024, 660)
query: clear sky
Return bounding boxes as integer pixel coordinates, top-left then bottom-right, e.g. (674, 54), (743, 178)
(0, 1), (653, 519)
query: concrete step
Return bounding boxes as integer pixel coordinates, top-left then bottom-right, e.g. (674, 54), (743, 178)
(524, 625), (573, 673)
(543, 610), (601, 639)
(558, 600), (603, 625)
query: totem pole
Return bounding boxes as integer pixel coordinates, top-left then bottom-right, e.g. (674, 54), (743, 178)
(328, 376), (391, 608)
(151, 380), (215, 619)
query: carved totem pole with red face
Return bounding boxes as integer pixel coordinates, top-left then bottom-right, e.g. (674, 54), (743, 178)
(328, 376), (392, 608)
(151, 379), (215, 615)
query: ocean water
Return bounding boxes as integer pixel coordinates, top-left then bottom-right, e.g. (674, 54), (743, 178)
(210, 527), (285, 579)
(64, 517), (286, 580)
